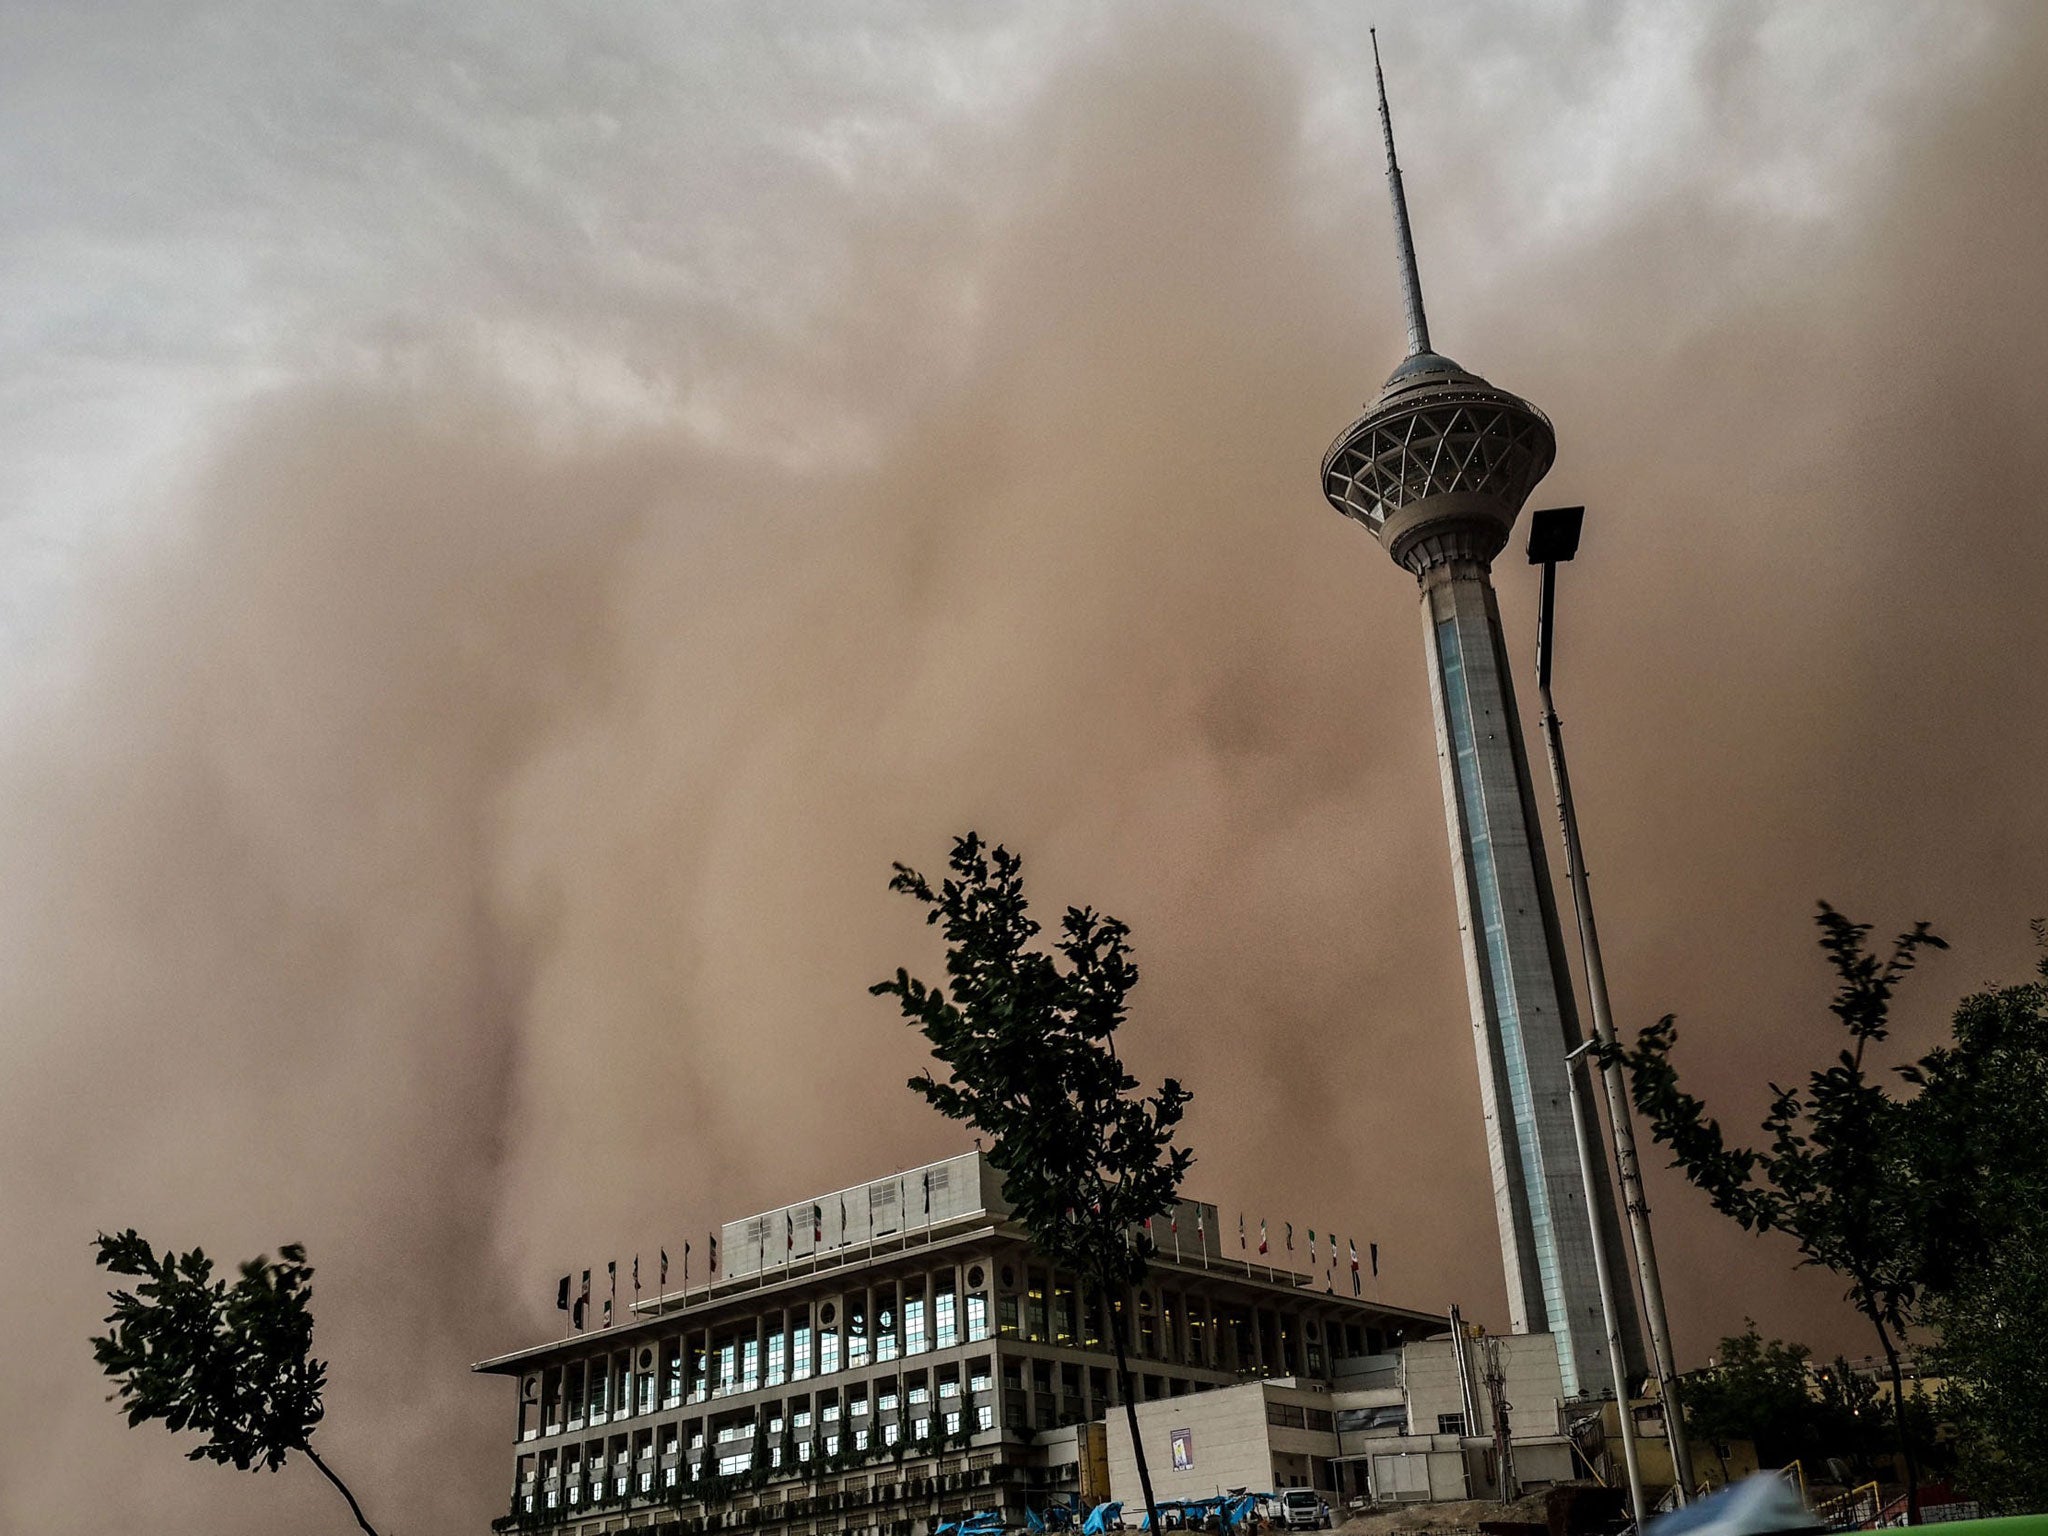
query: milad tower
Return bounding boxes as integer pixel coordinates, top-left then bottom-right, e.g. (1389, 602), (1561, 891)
(1319, 37), (1643, 1398)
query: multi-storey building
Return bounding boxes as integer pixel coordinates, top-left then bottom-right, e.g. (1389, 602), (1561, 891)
(477, 1153), (1444, 1535)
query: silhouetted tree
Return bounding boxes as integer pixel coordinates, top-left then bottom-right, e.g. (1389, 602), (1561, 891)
(874, 833), (1192, 1536)
(1683, 1324), (1822, 1473)
(1682, 1325), (1904, 1481)
(1909, 928), (2048, 1513)
(1607, 904), (1943, 1522)
(91, 1230), (384, 1535)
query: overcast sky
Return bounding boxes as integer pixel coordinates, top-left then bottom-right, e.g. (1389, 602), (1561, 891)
(4, 3), (2045, 1530)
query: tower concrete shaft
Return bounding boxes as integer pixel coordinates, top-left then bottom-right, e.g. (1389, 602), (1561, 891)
(1324, 362), (1643, 1399)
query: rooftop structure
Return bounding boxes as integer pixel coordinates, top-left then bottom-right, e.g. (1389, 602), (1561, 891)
(1316, 35), (1643, 1397)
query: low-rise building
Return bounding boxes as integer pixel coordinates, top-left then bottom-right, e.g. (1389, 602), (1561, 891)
(1105, 1328), (1582, 1510)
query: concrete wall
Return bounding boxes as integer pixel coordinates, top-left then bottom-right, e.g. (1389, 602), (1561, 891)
(1400, 1333), (1564, 1438)
(1105, 1382), (1279, 1506)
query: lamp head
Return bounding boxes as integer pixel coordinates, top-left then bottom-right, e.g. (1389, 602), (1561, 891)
(1526, 505), (1584, 565)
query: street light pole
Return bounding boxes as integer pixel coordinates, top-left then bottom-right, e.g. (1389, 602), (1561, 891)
(1527, 506), (1698, 1502)
(1566, 1038), (1647, 1526)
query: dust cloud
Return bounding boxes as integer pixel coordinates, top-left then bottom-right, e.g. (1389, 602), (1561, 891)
(2, 4), (2045, 1530)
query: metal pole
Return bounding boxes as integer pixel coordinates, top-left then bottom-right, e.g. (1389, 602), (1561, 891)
(1535, 552), (1697, 1500)
(1567, 1041), (1647, 1526)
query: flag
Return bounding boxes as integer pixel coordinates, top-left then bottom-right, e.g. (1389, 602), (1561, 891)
(813, 1203), (823, 1243)
(557, 1274), (571, 1313)
(1143, 1215), (1153, 1236)
(1238, 1214), (1245, 1251)
(1259, 1219), (1268, 1256)
(922, 1170), (931, 1215)
(660, 1248), (669, 1287)
(1349, 1240), (1361, 1297)
(603, 1298), (613, 1328)
(633, 1254), (640, 1291)
(574, 1269), (591, 1329)
(1170, 1207), (1179, 1236)
(1286, 1222), (1294, 1252)
(1370, 1242), (1380, 1278)
(709, 1232), (718, 1274)
(608, 1259), (617, 1302)
(1196, 1208), (1205, 1239)
(1309, 1229), (1317, 1263)
(840, 1193), (848, 1240)
(786, 1210), (794, 1253)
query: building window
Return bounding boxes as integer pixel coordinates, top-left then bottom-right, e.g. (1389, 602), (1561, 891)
(854, 1429), (869, 1451)
(662, 1342), (683, 1409)
(767, 1328), (787, 1387)
(1437, 1413), (1467, 1436)
(826, 1433), (840, 1456)
(883, 1422), (900, 1447)
(944, 1411), (962, 1436)
(997, 1294), (1020, 1338)
(742, 1337), (761, 1392)
(966, 1293), (990, 1342)
(820, 1321), (841, 1375)
(904, 1296), (927, 1357)
(689, 1345), (709, 1404)
(879, 1387), (900, 1414)
(976, 1404), (994, 1432)
(878, 1301), (900, 1363)
(934, 1289), (958, 1350)
(913, 1416), (930, 1440)
(719, 1452), (750, 1476)
(848, 1296), (869, 1368)
(793, 1322), (813, 1380)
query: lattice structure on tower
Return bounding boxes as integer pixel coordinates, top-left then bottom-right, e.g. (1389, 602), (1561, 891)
(1320, 373), (1556, 539)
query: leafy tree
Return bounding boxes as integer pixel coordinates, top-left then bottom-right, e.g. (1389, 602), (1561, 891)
(1810, 1357), (1901, 1484)
(1925, 1235), (2048, 1515)
(1606, 904), (1944, 1521)
(1683, 1324), (1820, 1473)
(90, 1230), (385, 1536)
(873, 833), (1192, 1536)
(1908, 932), (2048, 1513)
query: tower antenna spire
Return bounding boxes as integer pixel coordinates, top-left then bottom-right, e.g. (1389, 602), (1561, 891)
(1371, 28), (1431, 358)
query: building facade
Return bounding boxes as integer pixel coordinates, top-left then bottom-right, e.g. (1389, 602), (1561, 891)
(477, 1154), (1445, 1535)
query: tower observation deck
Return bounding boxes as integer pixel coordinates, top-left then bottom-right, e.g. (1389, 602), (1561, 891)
(1318, 34), (1642, 1398)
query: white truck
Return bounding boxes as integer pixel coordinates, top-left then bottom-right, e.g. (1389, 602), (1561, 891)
(1277, 1491), (1331, 1531)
